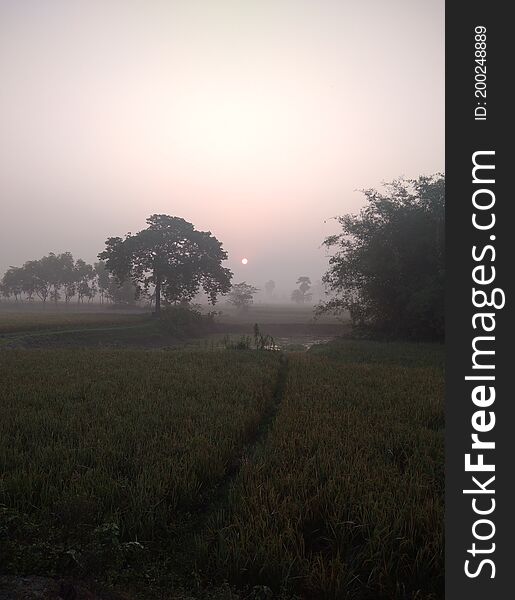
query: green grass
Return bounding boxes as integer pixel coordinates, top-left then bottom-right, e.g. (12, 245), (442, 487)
(309, 337), (445, 369)
(215, 303), (344, 325)
(0, 311), (147, 335)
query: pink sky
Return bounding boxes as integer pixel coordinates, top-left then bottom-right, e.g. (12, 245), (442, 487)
(0, 0), (444, 293)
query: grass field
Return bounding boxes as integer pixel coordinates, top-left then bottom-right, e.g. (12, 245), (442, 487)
(202, 354), (443, 599)
(0, 309), (444, 599)
(0, 306), (346, 351)
(0, 310), (148, 335)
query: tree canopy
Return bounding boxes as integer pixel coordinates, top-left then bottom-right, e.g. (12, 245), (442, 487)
(98, 214), (232, 314)
(227, 282), (259, 311)
(1, 253), (103, 304)
(291, 276), (312, 304)
(319, 175), (444, 340)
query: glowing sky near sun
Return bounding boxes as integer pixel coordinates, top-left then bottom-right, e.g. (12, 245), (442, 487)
(0, 0), (444, 292)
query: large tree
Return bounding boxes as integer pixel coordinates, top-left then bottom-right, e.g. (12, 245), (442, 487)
(98, 214), (232, 315)
(319, 174), (444, 340)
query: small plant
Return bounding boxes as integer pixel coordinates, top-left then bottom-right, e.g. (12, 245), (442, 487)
(223, 334), (252, 350)
(253, 324), (276, 351)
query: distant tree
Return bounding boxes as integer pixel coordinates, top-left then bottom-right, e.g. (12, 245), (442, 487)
(290, 289), (302, 304)
(39, 253), (63, 304)
(18, 264), (36, 301)
(0, 253), (103, 304)
(291, 276), (312, 304)
(310, 279), (327, 304)
(0, 281), (9, 301)
(74, 259), (96, 303)
(264, 280), (276, 297)
(95, 261), (111, 304)
(228, 282), (259, 311)
(99, 214), (232, 315)
(23, 260), (50, 302)
(107, 277), (138, 305)
(1, 267), (24, 302)
(59, 252), (77, 303)
(318, 174), (445, 340)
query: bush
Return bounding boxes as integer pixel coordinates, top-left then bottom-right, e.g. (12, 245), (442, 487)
(158, 305), (217, 337)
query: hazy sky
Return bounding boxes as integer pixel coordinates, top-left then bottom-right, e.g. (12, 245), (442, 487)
(0, 0), (444, 293)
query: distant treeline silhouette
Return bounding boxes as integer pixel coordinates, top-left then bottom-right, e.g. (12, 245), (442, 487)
(0, 253), (137, 305)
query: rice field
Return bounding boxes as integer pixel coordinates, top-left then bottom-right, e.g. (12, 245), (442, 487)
(0, 310), (147, 335)
(201, 354), (444, 599)
(0, 312), (444, 599)
(0, 349), (281, 579)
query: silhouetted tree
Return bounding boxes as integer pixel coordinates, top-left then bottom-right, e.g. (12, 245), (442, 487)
(291, 276), (312, 304)
(1, 253), (100, 304)
(39, 253), (63, 303)
(23, 260), (50, 302)
(318, 174), (444, 340)
(99, 214), (232, 315)
(228, 282), (259, 311)
(1, 267), (24, 302)
(59, 252), (77, 303)
(264, 280), (276, 297)
(95, 261), (111, 304)
(74, 259), (96, 303)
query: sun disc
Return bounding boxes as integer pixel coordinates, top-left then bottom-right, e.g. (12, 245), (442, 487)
(241, 258), (248, 265)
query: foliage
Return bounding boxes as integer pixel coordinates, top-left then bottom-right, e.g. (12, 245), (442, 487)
(253, 323), (276, 351)
(94, 261), (111, 303)
(0, 254), (129, 305)
(158, 304), (217, 337)
(222, 334), (253, 350)
(291, 276), (312, 304)
(222, 325), (276, 351)
(264, 280), (276, 297)
(319, 174), (445, 340)
(98, 214), (232, 314)
(227, 282), (259, 311)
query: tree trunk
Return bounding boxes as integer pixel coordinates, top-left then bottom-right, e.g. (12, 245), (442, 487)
(154, 273), (161, 316)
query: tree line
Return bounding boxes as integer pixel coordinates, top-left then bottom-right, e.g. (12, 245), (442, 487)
(1, 174), (445, 339)
(0, 253), (137, 305)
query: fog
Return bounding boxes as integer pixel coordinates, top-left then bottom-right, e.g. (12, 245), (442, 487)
(0, 0), (443, 294)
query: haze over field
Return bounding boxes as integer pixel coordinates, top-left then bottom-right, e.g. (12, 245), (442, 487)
(0, 0), (444, 292)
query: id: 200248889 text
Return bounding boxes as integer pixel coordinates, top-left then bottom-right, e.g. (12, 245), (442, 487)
(474, 26), (487, 121)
